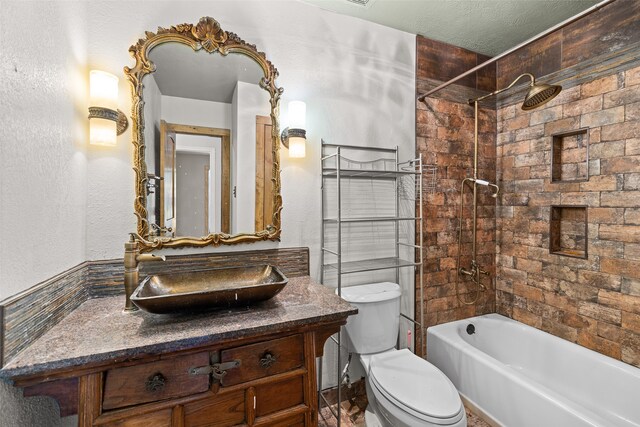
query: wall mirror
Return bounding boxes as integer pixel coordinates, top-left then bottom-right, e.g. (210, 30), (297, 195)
(126, 17), (283, 251)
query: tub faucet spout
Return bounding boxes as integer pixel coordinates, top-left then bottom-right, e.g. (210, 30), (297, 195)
(459, 267), (474, 277)
(459, 261), (489, 291)
(478, 267), (490, 276)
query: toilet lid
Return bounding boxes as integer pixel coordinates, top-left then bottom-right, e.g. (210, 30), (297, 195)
(369, 349), (462, 420)
(340, 282), (401, 303)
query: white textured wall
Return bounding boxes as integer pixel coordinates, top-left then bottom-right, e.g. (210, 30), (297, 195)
(1, 0), (415, 423)
(0, 381), (76, 427)
(0, 1), (88, 300)
(1, 2), (86, 425)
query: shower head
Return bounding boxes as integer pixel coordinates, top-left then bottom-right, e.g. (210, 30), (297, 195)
(522, 82), (562, 110)
(488, 183), (500, 198)
(466, 178), (500, 198)
(470, 72), (562, 111)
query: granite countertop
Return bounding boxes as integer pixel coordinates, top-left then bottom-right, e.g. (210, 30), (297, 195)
(1, 276), (356, 380)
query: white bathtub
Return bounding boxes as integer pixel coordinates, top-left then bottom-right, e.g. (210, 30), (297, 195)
(427, 313), (640, 427)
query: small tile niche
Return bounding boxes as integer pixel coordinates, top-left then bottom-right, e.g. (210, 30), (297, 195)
(551, 128), (589, 182)
(550, 206), (588, 259)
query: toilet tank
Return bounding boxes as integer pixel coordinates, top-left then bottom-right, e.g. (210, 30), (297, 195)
(339, 282), (401, 354)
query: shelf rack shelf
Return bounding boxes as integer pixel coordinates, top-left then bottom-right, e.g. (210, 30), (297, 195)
(318, 140), (427, 427)
(322, 168), (420, 179)
(323, 216), (420, 223)
(322, 257), (420, 274)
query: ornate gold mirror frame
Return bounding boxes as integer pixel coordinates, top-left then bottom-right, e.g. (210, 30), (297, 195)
(125, 17), (283, 252)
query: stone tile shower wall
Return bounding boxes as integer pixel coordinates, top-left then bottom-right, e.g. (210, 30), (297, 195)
(416, 37), (497, 356)
(416, 1), (640, 366)
(494, 1), (640, 367)
(495, 67), (640, 367)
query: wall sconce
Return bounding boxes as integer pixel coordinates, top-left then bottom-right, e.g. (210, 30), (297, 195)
(88, 70), (128, 146)
(281, 100), (306, 158)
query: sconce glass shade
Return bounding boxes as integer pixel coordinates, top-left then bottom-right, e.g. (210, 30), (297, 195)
(288, 136), (306, 158)
(90, 118), (117, 146)
(288, 101), (306, 129)
(89, 70), (118, 110)
(89, 70), (119, 146)
(281, 100), (307, 158)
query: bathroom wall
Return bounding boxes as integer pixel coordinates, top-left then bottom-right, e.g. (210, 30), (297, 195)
(80, 0), (416, 271)
(415, 36), (497, 355)
(1, 0), (415, 424)
(494, 0), (640, 368)
(0, 1), (88, 301)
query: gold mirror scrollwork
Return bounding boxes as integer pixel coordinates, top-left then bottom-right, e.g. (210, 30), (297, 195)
(125, 17), (284, 252)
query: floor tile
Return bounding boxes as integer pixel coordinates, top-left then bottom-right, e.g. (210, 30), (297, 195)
(318, 402), (492, 427)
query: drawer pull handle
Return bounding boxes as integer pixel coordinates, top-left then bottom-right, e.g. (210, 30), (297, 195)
(145, 372), (166, 392)
(189, 360), (241, 381)
(260, 352), (277, 368)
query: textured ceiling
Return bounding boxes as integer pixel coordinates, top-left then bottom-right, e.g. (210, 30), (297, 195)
(299, 0), (601, 56)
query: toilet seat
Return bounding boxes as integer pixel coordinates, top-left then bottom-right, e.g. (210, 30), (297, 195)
(368, 349), (465, 425)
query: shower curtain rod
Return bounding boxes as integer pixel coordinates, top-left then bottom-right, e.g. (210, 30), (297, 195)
(417, 0), (616, 102)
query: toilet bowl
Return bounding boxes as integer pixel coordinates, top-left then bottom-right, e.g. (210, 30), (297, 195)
(340, 282), (466, 427)
(362, 349), (466, 426)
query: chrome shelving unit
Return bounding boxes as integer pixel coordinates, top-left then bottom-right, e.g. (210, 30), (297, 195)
(318, 140), (426, 426)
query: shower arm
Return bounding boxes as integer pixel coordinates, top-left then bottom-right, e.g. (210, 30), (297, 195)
(469, 73), (535, 104)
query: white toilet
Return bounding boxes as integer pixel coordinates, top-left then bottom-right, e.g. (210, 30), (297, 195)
(340, 282), (467, 427)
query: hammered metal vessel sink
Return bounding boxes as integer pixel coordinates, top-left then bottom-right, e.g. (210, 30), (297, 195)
(130, 265), (288, 314)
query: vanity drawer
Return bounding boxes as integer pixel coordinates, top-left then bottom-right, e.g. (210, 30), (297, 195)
(220, 334), (304, 386)
(98, 408), (173, 427)
(183, 388), (246, 427)
(103, 352), (210, 410)
(255, 375), (304, 417)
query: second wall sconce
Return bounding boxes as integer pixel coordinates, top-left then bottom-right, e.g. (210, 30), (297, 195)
(281, 100), (306, 158)
(88, 70), (129, 146)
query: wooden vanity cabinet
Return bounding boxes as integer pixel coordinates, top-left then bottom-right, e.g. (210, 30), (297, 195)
(4, 276), (355, 427)
(74, 331), (323, 427)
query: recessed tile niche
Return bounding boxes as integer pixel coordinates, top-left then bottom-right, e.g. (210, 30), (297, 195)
(550, 206), (588, 259)
(551, 129), (589, 182)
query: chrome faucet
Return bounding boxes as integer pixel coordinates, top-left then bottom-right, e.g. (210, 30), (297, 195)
(124, 234), (166, 312)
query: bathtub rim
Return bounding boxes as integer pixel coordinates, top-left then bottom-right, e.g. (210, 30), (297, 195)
(427, 313), (640, 380)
